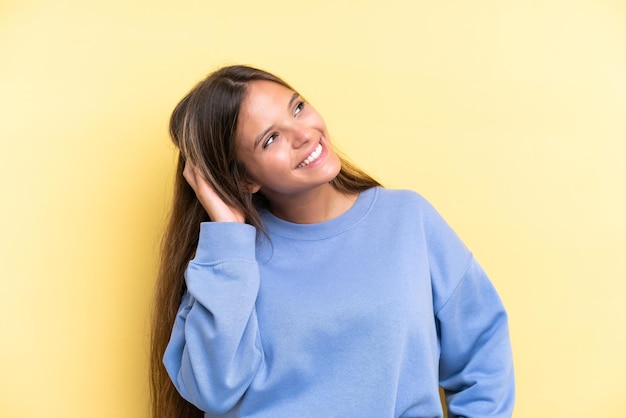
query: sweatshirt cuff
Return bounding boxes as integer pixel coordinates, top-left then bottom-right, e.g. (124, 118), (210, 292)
(193, 222), (257, 263)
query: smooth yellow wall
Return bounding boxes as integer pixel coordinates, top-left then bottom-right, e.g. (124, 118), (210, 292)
(1, 1), (624, 416)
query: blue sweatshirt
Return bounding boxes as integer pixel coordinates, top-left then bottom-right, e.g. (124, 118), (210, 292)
(164, 187), (515, 417)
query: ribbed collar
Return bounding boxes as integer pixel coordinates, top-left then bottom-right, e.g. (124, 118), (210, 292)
(260, 187), (379, 241)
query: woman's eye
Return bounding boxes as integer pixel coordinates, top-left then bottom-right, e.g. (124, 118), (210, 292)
(294, 101), (305, 115)
(263, 134), (276, 148)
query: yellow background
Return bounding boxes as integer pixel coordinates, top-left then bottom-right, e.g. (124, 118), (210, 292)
(1, 0), (625, 416)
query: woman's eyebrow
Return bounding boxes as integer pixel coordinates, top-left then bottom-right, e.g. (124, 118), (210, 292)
(288, 92), (299, 109)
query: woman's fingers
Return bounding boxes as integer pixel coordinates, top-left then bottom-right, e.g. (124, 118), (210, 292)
(182, 160), (245, 223)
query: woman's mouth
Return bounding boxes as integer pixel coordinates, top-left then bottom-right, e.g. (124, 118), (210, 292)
(297, 143), (323, 168)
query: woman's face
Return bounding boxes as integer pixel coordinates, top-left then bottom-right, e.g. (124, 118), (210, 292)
(235, 80), (341, 201)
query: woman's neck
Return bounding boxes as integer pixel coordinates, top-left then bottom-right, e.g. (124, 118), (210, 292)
(266, 184), (358, 224)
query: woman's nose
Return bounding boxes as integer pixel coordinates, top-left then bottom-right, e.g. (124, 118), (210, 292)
(289, 123), (311, 148)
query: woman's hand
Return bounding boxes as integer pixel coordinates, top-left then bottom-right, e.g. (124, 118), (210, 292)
(183, 161), (245, 223)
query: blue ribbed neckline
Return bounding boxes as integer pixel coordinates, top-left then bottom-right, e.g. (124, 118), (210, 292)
(259, 187), (379, 241)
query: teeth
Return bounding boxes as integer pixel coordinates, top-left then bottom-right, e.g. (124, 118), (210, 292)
(298, 143), (323, 168)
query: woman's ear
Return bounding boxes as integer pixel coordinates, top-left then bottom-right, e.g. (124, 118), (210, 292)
(243, 178), (261, 194)
(237, 163), (261, 194)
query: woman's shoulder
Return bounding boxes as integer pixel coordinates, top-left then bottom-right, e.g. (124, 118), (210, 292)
(372, 187), (453, 231)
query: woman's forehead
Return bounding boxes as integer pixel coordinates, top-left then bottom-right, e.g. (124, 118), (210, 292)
(242, 80), (296, 109)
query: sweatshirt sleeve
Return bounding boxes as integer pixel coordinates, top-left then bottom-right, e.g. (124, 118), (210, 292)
(436, 259), (515, 417)
(420, 196), (515, 417)
(163, 222), (264, 413)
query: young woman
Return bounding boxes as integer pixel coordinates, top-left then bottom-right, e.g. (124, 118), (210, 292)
(150, 65), (515, 418)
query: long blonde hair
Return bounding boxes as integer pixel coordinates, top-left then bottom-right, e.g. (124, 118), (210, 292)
(150, 65), (380, 417)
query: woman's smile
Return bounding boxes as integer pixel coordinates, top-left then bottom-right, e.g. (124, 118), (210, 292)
(297, 141), (324, 168)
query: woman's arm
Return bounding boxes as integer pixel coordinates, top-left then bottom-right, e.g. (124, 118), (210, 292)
(163, 161), (263, 413)
(418, 194), (515, 417)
